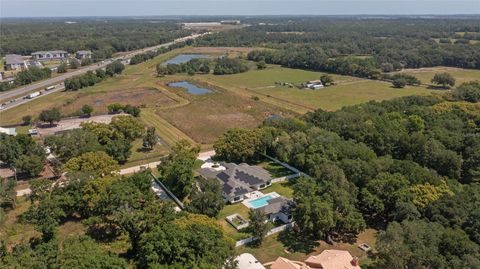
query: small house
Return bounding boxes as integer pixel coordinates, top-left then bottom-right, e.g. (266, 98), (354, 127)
(258, 196), (294, 223)
(0, 127), (17, 136)
(76, 50), (92, 60)
(305, 80), (324, 90)
(4, 54), (26, 70)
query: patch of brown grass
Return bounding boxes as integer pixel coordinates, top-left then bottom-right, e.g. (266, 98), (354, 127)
(157, 83), (294, 144)
(60, 87), (178, 115)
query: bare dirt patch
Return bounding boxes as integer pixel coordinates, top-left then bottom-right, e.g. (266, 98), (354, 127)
(37, 114), (121, 136)
(61, 87), (177, 115)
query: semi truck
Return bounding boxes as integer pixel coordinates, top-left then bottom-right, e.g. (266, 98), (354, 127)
(27, 91), (41, 99)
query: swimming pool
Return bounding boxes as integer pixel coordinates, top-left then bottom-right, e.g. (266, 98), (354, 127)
(248, 195), (274, 209)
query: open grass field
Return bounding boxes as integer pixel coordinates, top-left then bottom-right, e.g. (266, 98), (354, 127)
(236, 229), (377, 265)
(197, 65), (436, 111)
(2, 47), (475, 150)
(396, 66), (480, 86)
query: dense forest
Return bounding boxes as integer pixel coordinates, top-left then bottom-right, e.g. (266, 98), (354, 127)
(0, 18), (193, 58)
(213, 81), (480, 268)
(198, 18), (480, 72)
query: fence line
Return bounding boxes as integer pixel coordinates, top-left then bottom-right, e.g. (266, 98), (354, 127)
(261, 153), (311, 178)
(150, 173), (185, 210)
(271, 173), (301, 183)
(235, 222), (295, 247)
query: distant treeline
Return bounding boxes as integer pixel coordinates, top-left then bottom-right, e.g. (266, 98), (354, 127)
(156, 57), (249, 76)
(198, 18), (480, 71)
(129, 40), (192, 65)
(0, 18), (193, 59)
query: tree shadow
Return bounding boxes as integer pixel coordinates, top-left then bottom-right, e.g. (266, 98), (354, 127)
(278, 229), (320, 254)
(136, 147), (152, 153)
(426, 85), (449, 90)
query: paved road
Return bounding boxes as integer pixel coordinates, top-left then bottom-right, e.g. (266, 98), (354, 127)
(0, 33), (207, 104)
(119, 150), (215, 175)
(0, 83), (65, 111)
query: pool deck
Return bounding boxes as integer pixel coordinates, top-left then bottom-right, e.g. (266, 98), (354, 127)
(242, 191), (281, 209)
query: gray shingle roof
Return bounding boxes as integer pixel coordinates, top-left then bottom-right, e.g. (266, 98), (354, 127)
(5, 54), (24, 65)
(198, 163), (272, 199)
(31, 50), (68, 55)
(258, 197), (293, 215)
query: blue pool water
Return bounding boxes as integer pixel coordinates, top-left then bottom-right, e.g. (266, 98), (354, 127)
(164, 54), (210, 65)
(168, 81), (212, 95)
(248, 195), (274, 209)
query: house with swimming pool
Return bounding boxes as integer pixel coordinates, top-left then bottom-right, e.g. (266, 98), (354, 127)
(198, 162), (273, 203)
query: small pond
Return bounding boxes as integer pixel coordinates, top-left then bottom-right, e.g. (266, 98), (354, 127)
(168, 81), (212, 95)
(163, 54), (210, 65)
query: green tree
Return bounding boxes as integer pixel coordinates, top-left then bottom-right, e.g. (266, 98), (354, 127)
(110, 115), (145, 141)
(107, 103), (125, 114)
(22, 115), (32, 126)
(248, 209), (269, 245)
(452, 81), (480, 102)
(136, 214), (234, 268)
(104, 137), (132, 164)
(294, 194), (335, 238)
(392, 77), (407, 88)
(29, 178), (52, 203)
(57, 63), (68, 73)
(142, 127), (157, 150)
(0, 177), (16, 211)
(320, 74), (334, 86)
(44, 129), (103, 161)
(14, 154), (44, 178)
(38, 108), (61, 126)
(157, 140), (200, 199)
(80, 105), (93, 117)
(60, 236), (127, 268)
(63, 151), (119, 177)
(256, 60), (267, 70)
(214, 128), (263, 163)
(0, 135), (22, 165)
(431, 72), (456, 89)
(188, 179), (224, 217)
(69, 59), (81, 69)
(106, 61), (124, 76)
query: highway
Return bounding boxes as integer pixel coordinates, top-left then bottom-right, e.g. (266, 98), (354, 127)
(0, 33), (207, 105)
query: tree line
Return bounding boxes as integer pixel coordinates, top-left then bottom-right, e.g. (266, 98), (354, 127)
(64, 61), (124, 91)
(0, 67), (52, 92)
(0, 18), (192, 58)
(198, 18), (480, 71)
(212, 81), (480, 267)
(156, 57), (249, 76)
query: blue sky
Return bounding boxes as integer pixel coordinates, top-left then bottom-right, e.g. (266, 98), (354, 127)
(2, 0), (479, 17)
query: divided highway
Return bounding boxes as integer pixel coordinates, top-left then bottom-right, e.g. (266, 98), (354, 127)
(0, 33), (207, 109)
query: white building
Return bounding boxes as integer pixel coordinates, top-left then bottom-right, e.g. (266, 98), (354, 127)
(31, 50), (69, 61)
(0, 127), (17, 136)
(235, 253), (266, 269)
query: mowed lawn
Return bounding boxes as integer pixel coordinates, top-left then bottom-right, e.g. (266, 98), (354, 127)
(396, 66), (480, 86)
(200, 65), (436, 111)
(236, 229), (377, 265)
